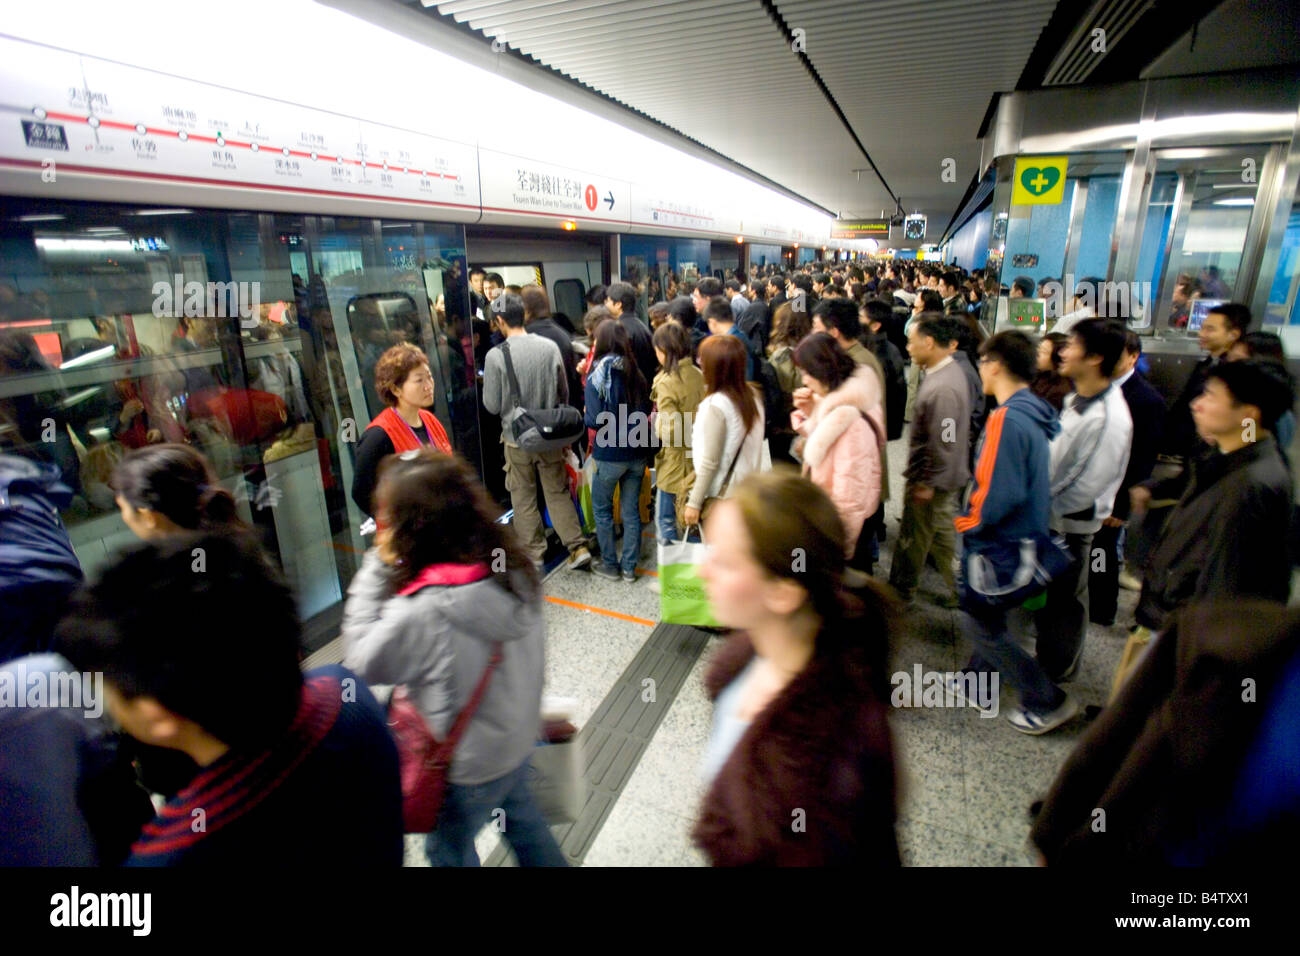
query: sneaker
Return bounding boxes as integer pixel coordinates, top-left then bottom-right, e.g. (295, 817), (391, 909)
(1118, 570), (1142, 591)
(591, 562), (620, 581)
(566, 546), (592, 570)
(622, 569), (637, 584)
(646, 578), (661, 594)
(944, 672), (998, 715)
(1004, 695), (1080, 736)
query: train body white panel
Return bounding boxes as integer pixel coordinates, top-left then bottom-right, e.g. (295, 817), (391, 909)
(0, 0), (835, 244)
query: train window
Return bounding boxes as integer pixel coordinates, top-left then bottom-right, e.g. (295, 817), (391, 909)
(553, 278), (585, 324)
(0, 199), (474, 642)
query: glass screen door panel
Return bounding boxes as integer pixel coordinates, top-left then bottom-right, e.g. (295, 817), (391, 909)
(1145, 146), (1271, 333)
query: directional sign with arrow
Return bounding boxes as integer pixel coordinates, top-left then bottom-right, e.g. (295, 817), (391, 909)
(477, 148), (630, 224)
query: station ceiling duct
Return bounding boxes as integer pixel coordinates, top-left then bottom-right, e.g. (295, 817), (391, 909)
(409, 0), (1059, 243)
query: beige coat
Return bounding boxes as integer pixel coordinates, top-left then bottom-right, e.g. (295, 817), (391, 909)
(651, 358), (706, 495)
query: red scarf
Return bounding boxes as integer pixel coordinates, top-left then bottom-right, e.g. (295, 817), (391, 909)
(397, 561), (492, 595)
(369, 406), (452, 455)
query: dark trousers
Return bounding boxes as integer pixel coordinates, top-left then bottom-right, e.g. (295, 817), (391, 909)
(851, 503), (884, 574)
(960, 602), (1066, 714)
(1089, 521), (1122, 625)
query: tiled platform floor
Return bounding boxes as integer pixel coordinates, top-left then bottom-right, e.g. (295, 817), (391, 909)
(400, 431), (1137, 866)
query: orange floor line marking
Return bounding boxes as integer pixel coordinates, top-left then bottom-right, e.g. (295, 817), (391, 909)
(635, 568), (658, 577)
(544, 595), (655, 627)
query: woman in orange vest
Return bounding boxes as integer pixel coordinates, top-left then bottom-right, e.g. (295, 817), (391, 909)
(351, 343), (451, 516)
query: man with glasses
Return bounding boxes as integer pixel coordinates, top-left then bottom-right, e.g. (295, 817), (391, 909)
(952, 331), (1080, 735)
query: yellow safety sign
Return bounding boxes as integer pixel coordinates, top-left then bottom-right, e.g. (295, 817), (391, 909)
(1012, 156), (1069, 205)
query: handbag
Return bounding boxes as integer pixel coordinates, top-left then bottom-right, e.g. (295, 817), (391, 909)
(501, 339), (584, 452)
(962, 533), (1074, 612)
(527, 705), (585, 824)
(387, 643), (503, 833)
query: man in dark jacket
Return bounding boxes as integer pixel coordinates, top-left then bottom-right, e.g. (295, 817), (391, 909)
(1161, 302), (1250, 461)
(861, 298), (906, 441)
(0, 455), (82, 664)
(55, 530), (404, 867)
(1032, 600), (1300, 865)
(606, 282), (658, 385)
(1090, 331), (1166, 625)
(953, 331), (1077, 735)
(522, 284), (581, 413)
(766, 274), (787, 316)
(1132, 359), (1294, 631)
(739, 278), (771, 352)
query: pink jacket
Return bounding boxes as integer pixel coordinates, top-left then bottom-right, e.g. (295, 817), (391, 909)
(791, 365), (884, 555)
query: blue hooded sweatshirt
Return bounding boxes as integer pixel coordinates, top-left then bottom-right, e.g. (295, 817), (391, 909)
(954, 388), (1059, 558)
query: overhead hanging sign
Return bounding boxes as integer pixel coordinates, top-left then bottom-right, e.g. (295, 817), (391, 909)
(1012, 156), (1069, 205)
(830, 219), (891, 240)
(478, 147), (629, 224)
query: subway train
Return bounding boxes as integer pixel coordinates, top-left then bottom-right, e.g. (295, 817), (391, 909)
(4, 0), (1300, 887)
(0, 6), (874, 652)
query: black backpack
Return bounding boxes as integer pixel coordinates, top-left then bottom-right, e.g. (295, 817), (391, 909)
(754, 356), (788, 440)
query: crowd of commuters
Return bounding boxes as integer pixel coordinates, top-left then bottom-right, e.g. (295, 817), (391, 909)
(3, 252), (1298, 869)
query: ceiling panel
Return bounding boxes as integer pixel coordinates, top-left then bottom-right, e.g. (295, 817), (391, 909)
(413, 0), (1064, 240)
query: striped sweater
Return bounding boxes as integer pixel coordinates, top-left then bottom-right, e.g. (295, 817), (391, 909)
(126, 666), (402, 867)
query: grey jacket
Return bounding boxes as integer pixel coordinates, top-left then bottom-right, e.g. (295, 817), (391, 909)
(341, 552), (546, 786)
(905, 358), (971, 491)
(483, 334), (567, 446)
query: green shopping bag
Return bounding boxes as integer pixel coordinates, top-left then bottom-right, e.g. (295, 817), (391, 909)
(659, 533), (719, 627)
(577, 455), (597, 535)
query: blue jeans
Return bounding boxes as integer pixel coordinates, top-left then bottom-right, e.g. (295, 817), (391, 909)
(425, 757), (567, 867)
(959, 602), (1066, 714)
(656, 489), (701, 544)
(592, 457), (645, 573)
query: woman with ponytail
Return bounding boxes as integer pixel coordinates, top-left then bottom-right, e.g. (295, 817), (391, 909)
(693, 467), (900, 866)
(112, 444), (244, 539)
(107, 443), (252, 800)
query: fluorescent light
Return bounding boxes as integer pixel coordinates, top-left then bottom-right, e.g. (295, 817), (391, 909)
(58, 344), (116, 369)
(134, 208), (192, 216)
(16, 214), (65, 222)
(1214, 198), (1255, 206)
(34, 237), (135, 252)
